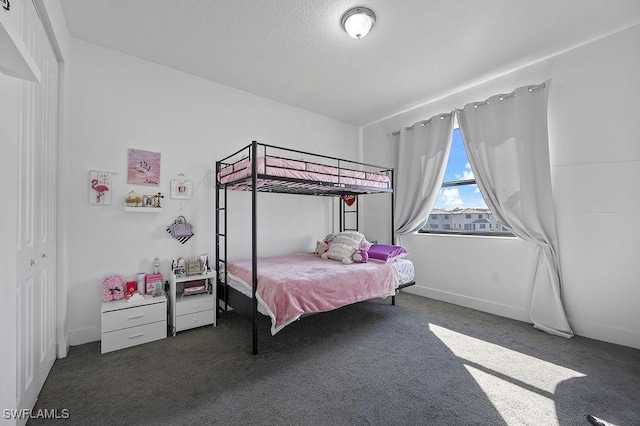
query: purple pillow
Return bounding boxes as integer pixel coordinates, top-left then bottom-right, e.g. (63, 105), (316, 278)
(367, 244), (407, 263)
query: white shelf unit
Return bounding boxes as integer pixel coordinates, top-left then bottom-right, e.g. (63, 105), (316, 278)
(124, 206), (163, 212)
(169, 272), (216, 336)
(101, 295), (167, 354)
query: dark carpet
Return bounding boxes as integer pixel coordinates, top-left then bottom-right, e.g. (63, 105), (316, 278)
(29, 293), (639, 425)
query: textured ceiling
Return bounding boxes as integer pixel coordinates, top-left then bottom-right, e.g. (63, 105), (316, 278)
(59, 0), (640, 126)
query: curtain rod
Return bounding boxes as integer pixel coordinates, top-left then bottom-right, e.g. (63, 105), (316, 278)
(388, 112), (452, 137)
(388, 82), (545, 138)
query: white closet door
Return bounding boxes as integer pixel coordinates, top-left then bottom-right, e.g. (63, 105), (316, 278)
(15, 0), (58, 413)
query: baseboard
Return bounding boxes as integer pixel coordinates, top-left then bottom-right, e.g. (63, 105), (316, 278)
(402, 286), (640, 350)
(57, 333), (70, 358)
(68, 325), (100, 346)
(568, 318), (640, 350)
(401, 285), (531, 323)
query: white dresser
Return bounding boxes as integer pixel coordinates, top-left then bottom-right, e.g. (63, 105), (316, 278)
(169, 272), (216, 335)
(101, 295), (167, 354)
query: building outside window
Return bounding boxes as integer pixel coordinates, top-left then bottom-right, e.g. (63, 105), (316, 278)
(420, 128), (513, 236)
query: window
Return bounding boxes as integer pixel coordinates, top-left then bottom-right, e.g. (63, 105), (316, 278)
(419, 128), (513, 236)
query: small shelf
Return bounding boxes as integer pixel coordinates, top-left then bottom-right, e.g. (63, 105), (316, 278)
(125, 207), (163, 212)
(173, 272), (214, 283)
(169, 272), (216, 335)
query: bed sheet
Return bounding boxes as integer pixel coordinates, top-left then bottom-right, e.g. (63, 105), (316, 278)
(218, 157), (390, 190)
(226, 252), (401, 335)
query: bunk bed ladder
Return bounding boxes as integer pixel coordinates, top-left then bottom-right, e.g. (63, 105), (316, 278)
(215, 160), (228, 318)
(339, 196), (358, 232)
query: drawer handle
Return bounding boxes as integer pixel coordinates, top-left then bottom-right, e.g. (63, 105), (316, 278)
(128, 314), (144, 320)
(128, 333), (144, 339)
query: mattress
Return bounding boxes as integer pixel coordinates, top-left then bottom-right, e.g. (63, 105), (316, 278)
(224, 257), (414, 321)
(218, 156), (391, 191)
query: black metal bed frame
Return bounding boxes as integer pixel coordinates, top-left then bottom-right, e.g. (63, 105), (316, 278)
(215, 141), (413, 354)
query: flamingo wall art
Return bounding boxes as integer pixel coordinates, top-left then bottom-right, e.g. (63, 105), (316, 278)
(90, 171), (112, 205)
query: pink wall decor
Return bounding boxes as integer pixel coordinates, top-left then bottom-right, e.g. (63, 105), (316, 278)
(90, 170), (112, 204)
(127, 148), (161, 186)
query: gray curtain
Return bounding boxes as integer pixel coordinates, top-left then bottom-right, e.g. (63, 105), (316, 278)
(395, 113), (454, 241)
(457, 81), (573, 338)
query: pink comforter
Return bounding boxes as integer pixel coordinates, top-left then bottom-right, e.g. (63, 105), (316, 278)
(227, 253), (399, 335)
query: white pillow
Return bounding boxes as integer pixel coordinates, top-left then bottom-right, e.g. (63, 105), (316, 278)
(322, 231), (365, 264)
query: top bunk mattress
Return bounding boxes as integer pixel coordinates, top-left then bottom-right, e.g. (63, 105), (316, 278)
(218, 156), (391, 194)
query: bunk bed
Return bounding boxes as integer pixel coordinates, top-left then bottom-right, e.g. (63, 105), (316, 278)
(215, 141), (415, 354)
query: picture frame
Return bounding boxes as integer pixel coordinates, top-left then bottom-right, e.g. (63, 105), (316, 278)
(127, 149), (161, 186)
(90, 170), (112, 205)
(186, 260), (202, 276)
(170, 176), (192, 199)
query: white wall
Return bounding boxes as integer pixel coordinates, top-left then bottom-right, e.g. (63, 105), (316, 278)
(362, 25), (640, 349)
(63, 39), (358, 345)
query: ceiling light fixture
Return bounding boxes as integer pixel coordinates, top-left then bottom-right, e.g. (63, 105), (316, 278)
(341, 7), (376, 40)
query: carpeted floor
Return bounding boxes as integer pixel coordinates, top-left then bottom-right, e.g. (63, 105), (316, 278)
(29, 293), (639, 425)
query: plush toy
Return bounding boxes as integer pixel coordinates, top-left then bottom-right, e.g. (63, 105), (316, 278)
(321, 231), (371, 265)
(322, 251), (353, 264)
(323, 233), (336, 243)
(314, 240), (329, 256)
(352, 249), (369, 263)
(102, 275), (125, 302)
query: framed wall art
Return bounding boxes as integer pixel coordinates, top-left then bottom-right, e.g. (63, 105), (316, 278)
(127, 149), (161, 186)
(90, 170), (112, 205)
(170, 174), (192, 199)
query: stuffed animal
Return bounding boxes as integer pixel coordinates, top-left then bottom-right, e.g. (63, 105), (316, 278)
(352, 249), (369, 263)
(102, 275), (125, 302)
(322, 251), (353, 264)
(324, 233), (336, 243)
(314, 240), (329, 256)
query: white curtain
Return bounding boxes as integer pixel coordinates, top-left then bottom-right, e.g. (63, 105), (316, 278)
(395, 113), (454, 241)
(457, 81), (573, 338)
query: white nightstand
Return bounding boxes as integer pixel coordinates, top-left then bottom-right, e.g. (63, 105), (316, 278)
(101, 295), (167, 354)
(169, 272), (216, 335)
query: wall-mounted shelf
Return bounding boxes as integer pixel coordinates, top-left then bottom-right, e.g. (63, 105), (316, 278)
(125, 207), (163, 213)
(0, 9), (41, 83)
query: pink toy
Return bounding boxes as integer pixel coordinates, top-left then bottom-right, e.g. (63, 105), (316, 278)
(102, 275), (125, 302)
(352, 249), (369, 263)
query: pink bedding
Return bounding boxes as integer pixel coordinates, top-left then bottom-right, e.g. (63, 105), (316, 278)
(218, 157), (391, 190)
(226, 252), (399, 335)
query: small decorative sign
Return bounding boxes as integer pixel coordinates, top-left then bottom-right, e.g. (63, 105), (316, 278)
(127, 149), (161, 186)
(90, 170), (112, 205)
(170, 173), (192, 199)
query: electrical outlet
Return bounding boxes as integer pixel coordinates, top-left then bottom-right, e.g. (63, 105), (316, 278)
(491, 271), (499, 283)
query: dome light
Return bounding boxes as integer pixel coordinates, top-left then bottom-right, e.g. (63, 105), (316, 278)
(341, 7), (376, 40)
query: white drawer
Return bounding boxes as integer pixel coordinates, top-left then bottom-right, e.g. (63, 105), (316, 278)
(175, 294), (214, 316)
(175, 310), (214, 332)
(102, 301), (166, 333)
(101, 321), (166, 354)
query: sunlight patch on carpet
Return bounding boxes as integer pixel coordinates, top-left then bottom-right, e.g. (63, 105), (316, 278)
(429, 323), (586, 425)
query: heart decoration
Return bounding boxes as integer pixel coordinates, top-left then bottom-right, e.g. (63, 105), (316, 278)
(342, 195), (356, 206)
